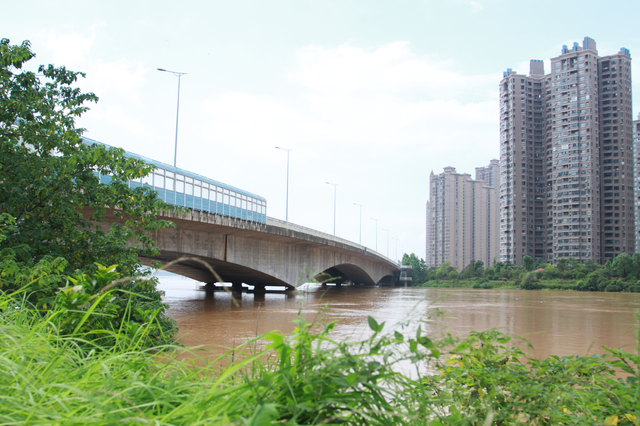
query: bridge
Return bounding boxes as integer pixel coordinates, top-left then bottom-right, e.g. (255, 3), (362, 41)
(86, 138), (400, 291)
(102, 207), (400, 291)
(142, 209), (399, 291)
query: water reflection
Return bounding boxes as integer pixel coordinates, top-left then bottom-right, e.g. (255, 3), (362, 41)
(159, 276), (640, 360)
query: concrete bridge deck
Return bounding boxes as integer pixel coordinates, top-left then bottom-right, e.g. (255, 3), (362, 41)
(126, 209), (400, 291)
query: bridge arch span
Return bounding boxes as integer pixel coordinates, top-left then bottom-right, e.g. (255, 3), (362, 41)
(98, 208), (399, 289)
(315, 263), (377, 286)
(140, 252), (297, 290)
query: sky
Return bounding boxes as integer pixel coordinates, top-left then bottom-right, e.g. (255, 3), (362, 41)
(3, 0), (640, 261)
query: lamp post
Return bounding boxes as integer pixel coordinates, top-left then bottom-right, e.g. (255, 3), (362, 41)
(383, 229), (389, 257)
(353, 203), (363, 245)
(370, 218), (378, 251)
(392, 237), (397, 261)
(326, 182), (338, 236)
(275, 147), (292, 222)
(157, 68), (187, 168)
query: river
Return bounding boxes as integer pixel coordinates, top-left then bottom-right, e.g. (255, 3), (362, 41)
(158, 275), (640, 360)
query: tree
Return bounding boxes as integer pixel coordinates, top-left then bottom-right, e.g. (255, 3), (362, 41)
(556, 259), (568, 278)
(612, 253), (633, 280)
(460, 261), (476, 279)
(584, 260), (599, 273)
(631, 253), (640, 279)
(474, 260), (484, 277)
(0, 38), (174, 277)
(436, 261), (457, 279)
(0, 39), (177, 345)
(402, 253), (427, 283)
(544, 264), (557, 279)
(522, 255), (534, 272)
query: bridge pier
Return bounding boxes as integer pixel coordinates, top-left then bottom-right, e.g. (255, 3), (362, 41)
(231, 281), (243, 292)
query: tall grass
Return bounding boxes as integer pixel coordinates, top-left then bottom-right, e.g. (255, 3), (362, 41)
(0, 288), (638, 425)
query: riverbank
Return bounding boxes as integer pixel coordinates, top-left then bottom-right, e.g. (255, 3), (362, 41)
(413, 278), (579, 291)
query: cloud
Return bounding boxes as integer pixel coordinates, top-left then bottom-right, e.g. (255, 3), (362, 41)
(33, 29), (148, 102)
(288, 42), (494, 100)
(195, 41), (499, 170)
(86, 59), (148, 101)
(450, 0), (484, 13)
(36, 30), (97, 66)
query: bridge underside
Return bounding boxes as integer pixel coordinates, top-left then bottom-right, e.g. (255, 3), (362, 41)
(102, 208), (399, 290)
(140, 252), (295, 290)
(315, 263), (378, 286)
(141, 255), (394, 291)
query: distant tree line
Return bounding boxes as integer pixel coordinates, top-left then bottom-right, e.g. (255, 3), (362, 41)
(402, 253), (640, 293)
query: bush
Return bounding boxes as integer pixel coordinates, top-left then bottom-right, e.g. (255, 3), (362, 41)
(0, 259), (176, 351)
(520, 272), (541, 290)
(605, 282), (623, 292)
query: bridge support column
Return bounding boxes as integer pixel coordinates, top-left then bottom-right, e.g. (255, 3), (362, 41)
(231, 281), (243, 292)
(252, 285), (266, 293)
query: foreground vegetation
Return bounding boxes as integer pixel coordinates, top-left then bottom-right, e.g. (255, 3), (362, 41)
(1, 287), (639, 425)
(403, 253), (640, 292)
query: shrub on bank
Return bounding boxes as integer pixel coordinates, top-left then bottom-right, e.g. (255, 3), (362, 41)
(409, 255), (640, 293)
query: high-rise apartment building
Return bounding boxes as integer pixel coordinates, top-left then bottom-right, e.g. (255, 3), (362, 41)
(425, 199), (431, 262)
(475, 159), (500, 188)
(427, 165), (499, 270)
(499, 37), (633, 265)
(633, 114), (640, 252)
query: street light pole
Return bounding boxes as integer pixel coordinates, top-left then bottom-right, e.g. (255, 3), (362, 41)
(353, 203), (363, 245)
(326, 182), (338, 236)
(370, 218), (378, 251)
(275, 147), (293, 222)
(383, 229), (389, 257)
(392, 237), (397, 261)
(157, 68), (187, 168)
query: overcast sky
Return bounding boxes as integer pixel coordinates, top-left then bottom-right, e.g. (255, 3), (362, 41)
(3, 0), (640, 261)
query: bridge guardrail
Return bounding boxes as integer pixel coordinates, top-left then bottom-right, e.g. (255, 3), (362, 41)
(266, 217), (395, 265)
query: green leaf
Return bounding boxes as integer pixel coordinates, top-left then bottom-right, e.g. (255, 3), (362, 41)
(346, 372), (359, 386)
(246, 403), (279, 426)
(367, 316), (380, 332)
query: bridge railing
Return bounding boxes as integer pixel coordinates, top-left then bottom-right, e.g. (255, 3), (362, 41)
(266, 217), (395, 264)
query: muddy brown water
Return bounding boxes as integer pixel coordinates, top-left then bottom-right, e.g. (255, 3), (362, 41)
(159, 276), (640, 360)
